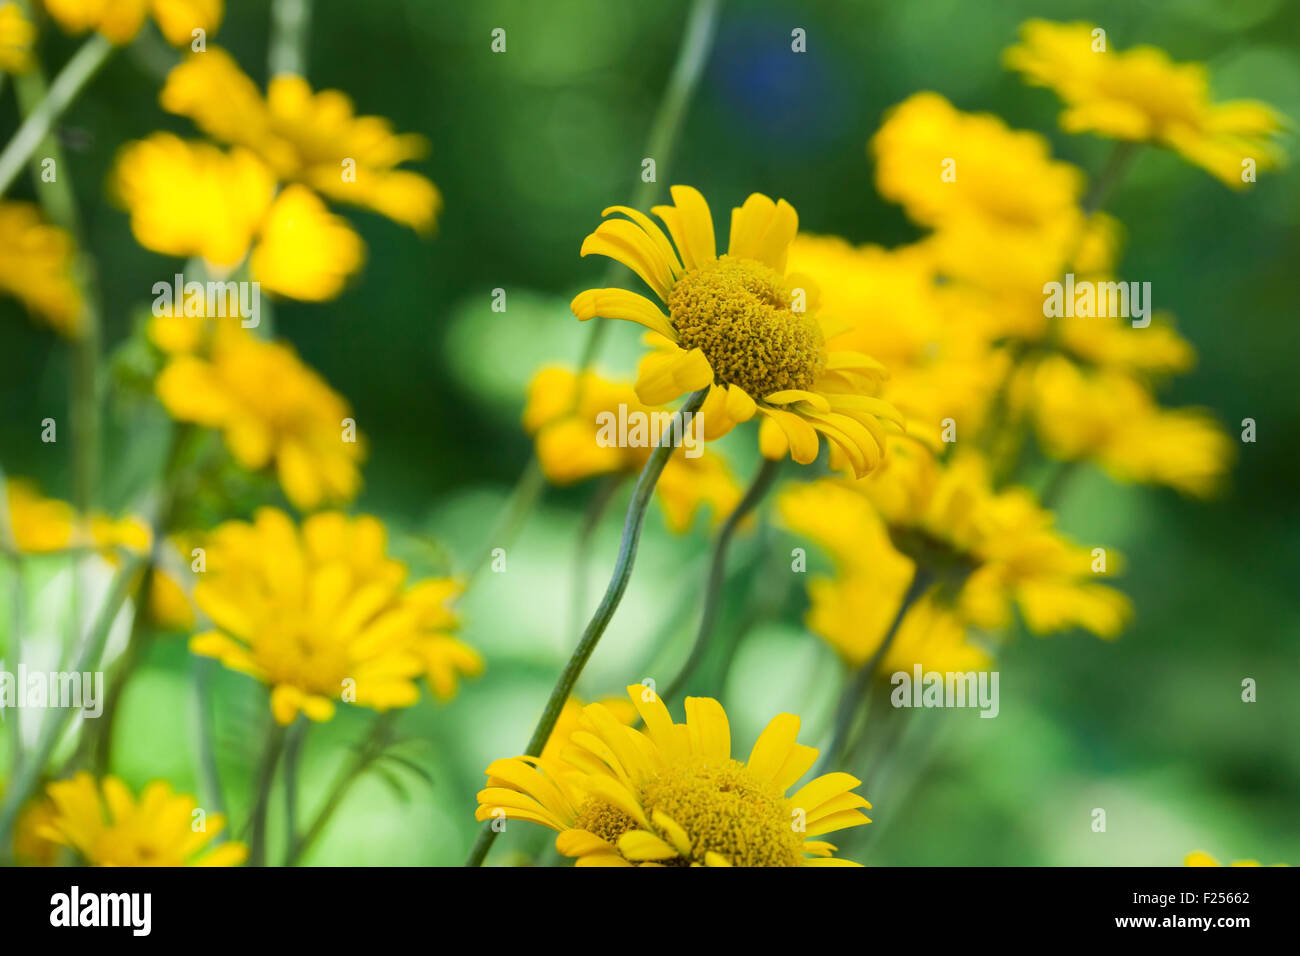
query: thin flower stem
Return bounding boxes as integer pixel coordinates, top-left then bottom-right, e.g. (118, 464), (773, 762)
(0, 33), (115, 196)
(0, 554), (144, 859)
(287, 710), (397, 865)
(663, 456), (781, 702)
(247, 722), (288, 867)
(465, 388), (710, 867)
(569, 472), (627, 642)
(282, 717), (309, 863)
(1040, 458), (1080, 508)
(472, 0), (723, 571)
(269, 0), (313, 78)
(0, 464), (24, 771)
(192, 657), (227, 821)
(89, 566), (155, 775)
(818, 566), (934, 775)
(1082, 141), (1139, 217)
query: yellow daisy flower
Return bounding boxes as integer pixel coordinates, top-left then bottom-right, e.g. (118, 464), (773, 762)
(160, 46), (441, 232)
(0, 201), (83, 337)
(475, 685), (871, 867)
(1004, 19), (1287, 188)
(522, 366), (742, 533)
(571, 186), (900, 477)
(0, 1), (35, 73)
(37, 772), (247, 866)
(43, 0), (222, 47)
(189, 508), (482, 725)
(155, 330), (364, 511)
(112, 133), (364, 301)
(1028, 355), (1232, 498)
(781, 444), (1131, 641)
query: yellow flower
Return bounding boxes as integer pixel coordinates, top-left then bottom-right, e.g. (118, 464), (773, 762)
(0, 1), (35, 72)
(0, 201), (83, 337)
(160, 47), (440, 231)
(112, 133), (364, 300)
(189, 508), (481, 724)
(571, 186), (901, 477)
(43, 0), (222, 47)
(871, 92), (1119, 292)
(1185, 851), (1288, 867)
(1028, 355), (1232, 498)
(5, 479), (77, 552)
(37, 772), (247, 866)
(476, 685), (871, 866)
(522, 366), (741, 533)
(781, 445), (1131, 641)
(778, 476), (989, 673)
(1005, 19), (1287, 188)
(155, 330), (364, 511)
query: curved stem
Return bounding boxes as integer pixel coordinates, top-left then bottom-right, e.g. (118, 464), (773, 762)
(465, 389), (709, 867)
(569, 473), (627, 642)
(663, 456), (781, 702)
(818, 566), (933, 775)
(193, 657), (227, 821)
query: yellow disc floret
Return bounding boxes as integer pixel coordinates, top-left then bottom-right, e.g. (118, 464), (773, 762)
(668, 255), (824, 398)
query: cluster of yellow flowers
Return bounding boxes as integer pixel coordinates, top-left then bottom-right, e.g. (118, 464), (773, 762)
(475, 20), (1286, 868)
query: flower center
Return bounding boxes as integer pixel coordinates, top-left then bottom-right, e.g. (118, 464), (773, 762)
(642, 758), (804, 866)
(667, 256), (824, 399)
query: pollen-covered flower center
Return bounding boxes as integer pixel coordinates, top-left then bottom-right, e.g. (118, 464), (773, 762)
(667, 256), (824, 399)
(639, 758), (804, 867)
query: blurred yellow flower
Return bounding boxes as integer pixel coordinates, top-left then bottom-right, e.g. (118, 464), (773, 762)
(476, 685), (870, 866)
(43, 0), (222, 47)
(112, 134), (364, 300)
(0, 201), (83, 337)
(5, 478), (77, 552)
(1005, 19), (1287, 188)
(573, 185), (901, 476)
(782, 444), (1131, 642)
(155, 330), (364, 511)
(38, 772), (247, 866)
(1029, 355), (1232, 498)
(161, 46), (441, 231)
(522, 366), (742, 533)
(189, 509), (481, 724)
(0, 1), (35, 72)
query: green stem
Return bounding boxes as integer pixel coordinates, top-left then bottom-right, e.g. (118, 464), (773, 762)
(569, 473), (626, 643)
(818, 566), (933, 774)
(88, 566), (155, 775)
(287, 710), (396, 865)
(0, 555), (143, 858)
(663, 456), (781, 702)
(1040, 458), (1080, 508)
(1082, 141), (1139, 218)
(192, 657), (227, 821)
(0, 33), (115, 196)
(246, 721), (287, 866)
(0, 464), (24, 770)
(282, 717), (308, 863)
(465, 388), (709, 867)
(269, 0), (313, 77)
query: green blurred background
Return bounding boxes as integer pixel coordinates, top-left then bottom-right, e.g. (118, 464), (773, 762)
(2, 0), (1298, 865)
